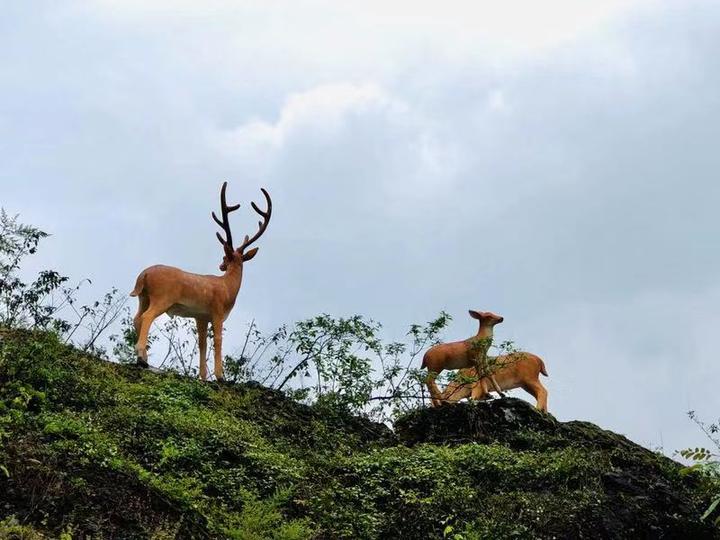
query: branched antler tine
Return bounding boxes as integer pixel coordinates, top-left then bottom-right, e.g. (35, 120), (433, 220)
(211, 211), (224, 228)
(250, 202), (269, 217)
(239, 188), (272, 251)
(220, 181), (228, 204)
(213, 181), (241, 250)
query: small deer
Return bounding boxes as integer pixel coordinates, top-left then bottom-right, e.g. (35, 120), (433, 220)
(441, 352), (549, 412)
(422, 310), (506, 406)
(130, 182), (272, 381)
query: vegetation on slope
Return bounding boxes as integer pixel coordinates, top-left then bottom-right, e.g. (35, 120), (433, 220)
(1, 329), (718, 539)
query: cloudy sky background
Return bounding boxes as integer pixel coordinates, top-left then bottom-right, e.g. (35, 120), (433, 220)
(2, 0), (719, 454)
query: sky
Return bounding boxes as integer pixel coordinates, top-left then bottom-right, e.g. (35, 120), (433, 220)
(2, 0), (719, 455)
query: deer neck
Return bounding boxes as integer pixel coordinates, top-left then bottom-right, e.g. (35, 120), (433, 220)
(468, 329), (493, 361)
(475, 326), (493, 340)
(222, 263), (244, 299)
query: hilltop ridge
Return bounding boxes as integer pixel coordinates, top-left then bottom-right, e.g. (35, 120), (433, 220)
(0, 330), (717, 539)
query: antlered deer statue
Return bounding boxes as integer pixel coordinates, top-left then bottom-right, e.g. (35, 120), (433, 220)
(130, 182), (272, 381)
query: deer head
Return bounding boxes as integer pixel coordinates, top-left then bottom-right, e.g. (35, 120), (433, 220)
(468, 310), (504, 328)
(212, 182), (272, 272)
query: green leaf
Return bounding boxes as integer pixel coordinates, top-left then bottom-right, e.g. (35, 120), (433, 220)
(701, 496), (720, 521)
(679, 463), (705, 476)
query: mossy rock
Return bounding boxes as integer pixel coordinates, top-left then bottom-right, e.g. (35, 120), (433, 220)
(395, 399), (718, 539)
(394, 397), (558, 447)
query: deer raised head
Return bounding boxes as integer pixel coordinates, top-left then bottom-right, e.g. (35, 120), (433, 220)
(130, 182), (272, 380)
(421, 310), (506, 406)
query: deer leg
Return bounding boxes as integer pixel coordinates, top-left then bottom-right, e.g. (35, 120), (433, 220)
(487, 374), (506, 398)
(133, 294), (149, 337)
(470, 378), (489, 401)
(196, 318), (208, 381)
(135, 306), (165, 368)
(473, 354), (506, 399)
(523, 382), (548, 413)
(425, 371), (443, 406)
(212, 318), (224, 382)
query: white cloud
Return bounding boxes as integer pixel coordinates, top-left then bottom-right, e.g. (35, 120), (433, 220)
(86, 0), (661, 58)
(207, 81), (463, 203)
(213, 82), (401, 151)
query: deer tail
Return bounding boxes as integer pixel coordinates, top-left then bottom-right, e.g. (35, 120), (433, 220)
(420, 346), (431, 369)
(130, 272), (145, 297)
(538, 357), (549, 377)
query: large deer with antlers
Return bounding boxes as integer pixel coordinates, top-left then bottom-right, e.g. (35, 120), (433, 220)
(130, 182), (272, 381)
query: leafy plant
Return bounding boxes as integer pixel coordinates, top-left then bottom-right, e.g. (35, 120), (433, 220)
(0, 209), (70, 332)
(247, 311), (453, 421)
(1, 209), (128, 357)
(680, 411), (720, 526)
(63, 286), (127, 355)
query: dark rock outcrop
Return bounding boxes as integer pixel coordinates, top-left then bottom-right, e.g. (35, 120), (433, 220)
(395, 398), (718, 539)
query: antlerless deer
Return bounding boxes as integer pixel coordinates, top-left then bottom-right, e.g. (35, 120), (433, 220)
(422, 310), (506, 406)
(130, 182), (272, 381)
(441, 352), (549, 412)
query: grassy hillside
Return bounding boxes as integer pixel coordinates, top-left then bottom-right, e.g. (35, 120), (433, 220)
(0, 329), (718, 539)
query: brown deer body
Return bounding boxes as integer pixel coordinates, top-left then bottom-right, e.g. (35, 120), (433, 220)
(422, 310), (505, 406)
(130, 182), (272, 381)
(441, 352), (549, 412)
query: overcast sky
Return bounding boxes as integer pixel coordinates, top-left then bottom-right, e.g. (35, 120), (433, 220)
(2, 0), (719, 455)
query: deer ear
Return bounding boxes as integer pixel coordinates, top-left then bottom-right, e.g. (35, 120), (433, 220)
(242, 247), (259, 261)
(469, 310), (482, 320)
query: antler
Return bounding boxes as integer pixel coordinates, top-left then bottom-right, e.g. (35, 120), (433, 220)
(238, 188), (272, 253)
(212, 182), (241, 251)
